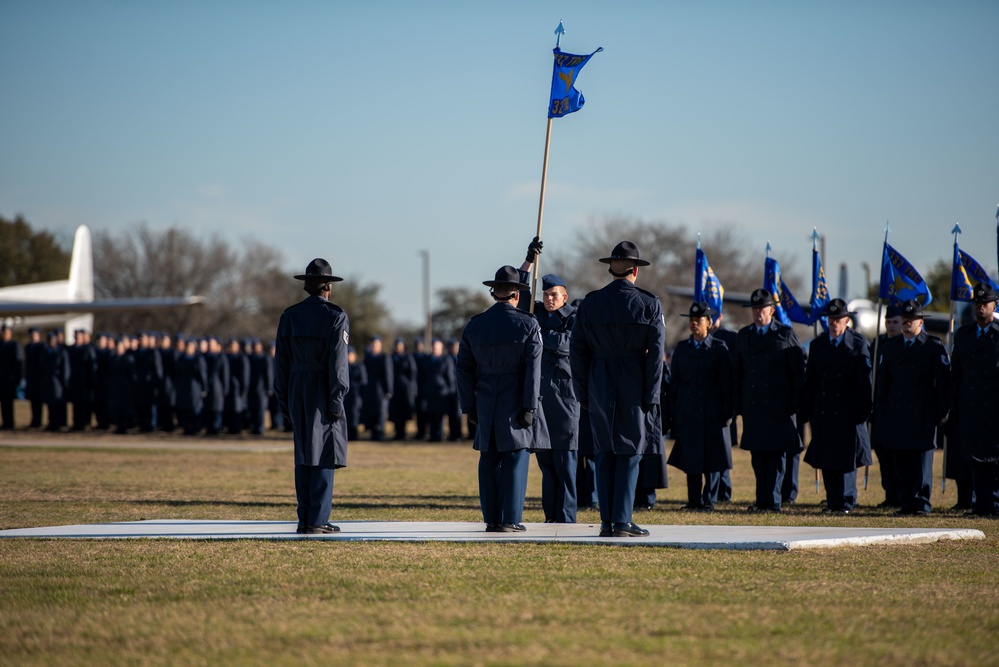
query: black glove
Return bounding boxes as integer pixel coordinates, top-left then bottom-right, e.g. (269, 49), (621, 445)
(517, 408), (534, 428)
(525, 236), (543, 263)
(466, 409), (478, 426)
(325, 409), (342, 424)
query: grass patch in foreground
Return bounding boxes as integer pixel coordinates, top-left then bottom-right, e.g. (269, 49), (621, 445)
(0, 440), (997, 666)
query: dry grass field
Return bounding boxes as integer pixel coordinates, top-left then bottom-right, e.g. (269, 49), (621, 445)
(1, 422), (997, 666)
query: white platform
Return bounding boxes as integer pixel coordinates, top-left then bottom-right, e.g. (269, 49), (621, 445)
(0, 520), (984, 551)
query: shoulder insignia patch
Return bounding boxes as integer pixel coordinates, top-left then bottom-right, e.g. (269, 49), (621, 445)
(343, 330), (349, 345)
(941, 354), (949, 366)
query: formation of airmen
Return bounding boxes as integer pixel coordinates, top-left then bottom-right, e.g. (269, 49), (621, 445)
(3, 243), (998, 533)
(0, 327), (279, 436)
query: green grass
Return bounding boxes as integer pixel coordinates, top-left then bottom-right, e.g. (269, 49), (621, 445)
(1, 434), (997, 666)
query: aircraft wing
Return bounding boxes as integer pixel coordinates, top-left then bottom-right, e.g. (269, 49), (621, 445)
(0, 296), (206, 317)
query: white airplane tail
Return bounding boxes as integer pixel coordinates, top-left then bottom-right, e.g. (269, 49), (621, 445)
(67, 225), (94, 303)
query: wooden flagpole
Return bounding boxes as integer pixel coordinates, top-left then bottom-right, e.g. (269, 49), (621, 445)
(530, 117), (553, 315)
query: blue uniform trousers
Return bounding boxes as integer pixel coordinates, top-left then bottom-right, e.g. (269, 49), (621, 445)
(576, 455), (598, 508)
(535, 450), (578, 523)
(595, 452), (641, 524)
(892, 449), (933, 514)
(687, 472), (722, 509)
(782, 451), (800, 503)
(972, 461), (999, 515)
(294, 465), (334, 529)
(874, 446), (900, 505)
(751, 451), (786, 510)
(478, 449), (529, 526)
(822, 467), (858, 511)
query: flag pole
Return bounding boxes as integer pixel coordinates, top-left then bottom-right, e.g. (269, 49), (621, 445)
(942, 223), (962, 494)
(810, 229), (820, 494)
(868, 222), (890, 491)
(529, 117), (553, 315)
(529, 20), (565, 315)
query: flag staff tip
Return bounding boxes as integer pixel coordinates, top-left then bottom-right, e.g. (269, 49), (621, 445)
(952, 223), (961, 235)
(554, 20), (565, 48)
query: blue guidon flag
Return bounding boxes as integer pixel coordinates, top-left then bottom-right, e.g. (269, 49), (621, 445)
(764, 257), (810, 327)
(548, 47), (603, 118)
(951, 248), (998, 302)
(694, 247), (725, 319)
(880, 243), (932, 307)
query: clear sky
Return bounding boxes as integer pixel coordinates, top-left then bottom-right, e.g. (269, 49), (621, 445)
(2, 0), (997, 325)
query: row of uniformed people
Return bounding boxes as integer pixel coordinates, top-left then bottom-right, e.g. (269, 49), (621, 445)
(0, 328), (279, 436)
(346, 335), (466, 443)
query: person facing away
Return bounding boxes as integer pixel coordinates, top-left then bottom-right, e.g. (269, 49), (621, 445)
(274, 258), (350, 535)
(456, 265), (544, 533)
(570, 241), (666, 538)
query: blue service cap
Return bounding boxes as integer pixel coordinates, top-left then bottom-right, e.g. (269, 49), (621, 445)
(541, 274), (566, 291)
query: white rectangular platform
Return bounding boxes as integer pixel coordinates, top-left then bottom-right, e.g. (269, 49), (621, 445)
(0, 520), (984, 551)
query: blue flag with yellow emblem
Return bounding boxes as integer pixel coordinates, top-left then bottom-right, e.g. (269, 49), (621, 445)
(879, 243), (932, 307)
(764, 257), (810, 326)
(694, 247), (724, 318)
(809, 245), (830, 330)
(951, 246), (998, 302)
(548, 47), (603, 118)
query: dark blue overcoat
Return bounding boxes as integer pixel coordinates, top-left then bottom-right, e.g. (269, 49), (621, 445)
(456, 302), (543, 453)
(569, 280), (665, 457)
(389, 352), (418, 422)
(667, 335), (734, 474)
(423, 353), (456, 414)
(537, 304), (579, 451)
(949, 321), (999, 465)
(801, 328), (873, 471)
(873, 332), (949, 452)
(734, 322), (805, 453)
(174, 353), (207, 414)
(204, 352), (230, 412)
(274, 295), (350, 468)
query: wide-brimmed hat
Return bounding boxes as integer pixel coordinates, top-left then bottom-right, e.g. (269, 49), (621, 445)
(599, 241), (650, 266)
(742, 288), (775, 308)
(823, 298), (856, 319)
(900, 299), (923, 320)
(972, 282), (998, 304)
(483, 265), (530, 290)
(680, 301), (715, 319)
(294, 258), (343, 282)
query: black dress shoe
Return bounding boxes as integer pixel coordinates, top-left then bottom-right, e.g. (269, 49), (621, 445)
(598, 522), (613, 537)
(296, 525), (308, 534)
(822, 507), (851, 515)
(307, 523), (340, 534)
(680, 503), (702, 511)
(485, 523), (502, 532)
(634, 503), (654, 511)
(499, 523), (527, 532)
(877, 500), (900, 509)
(952, 502), (973, 511)
(612, 522), (649, 537)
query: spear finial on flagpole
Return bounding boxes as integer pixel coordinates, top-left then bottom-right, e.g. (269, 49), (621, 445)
(696, 232), (701, 250)
(811, 227), (819, 251)
(554, 20), (565, 48)
(766, 240), (772, 258)
(952, 223), (962, 237)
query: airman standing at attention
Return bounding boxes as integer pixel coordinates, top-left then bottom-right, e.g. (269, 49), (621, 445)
(362, 335), (393, 442)
(0, 323), (22, 430)
(456, 266), (544, 532)
(389, 337), (417, 441)
(709, 314), (738, 502)
(668, 302), (734, 512)
(734, 289), (806, 513)
(274, 258), (350, 535)
(570, 241), (665, 537)
(874, 299), (949, 516)
(801, 299), (873, 514)
(871, 304), (904, 507)
(948, 283), (999, 517)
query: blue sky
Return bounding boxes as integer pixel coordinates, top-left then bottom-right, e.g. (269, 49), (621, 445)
(2, 0), (997, 325)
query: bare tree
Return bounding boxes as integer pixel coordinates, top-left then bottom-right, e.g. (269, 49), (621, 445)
(92, 224), (388, 342)
(545, 217), (792, 345)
